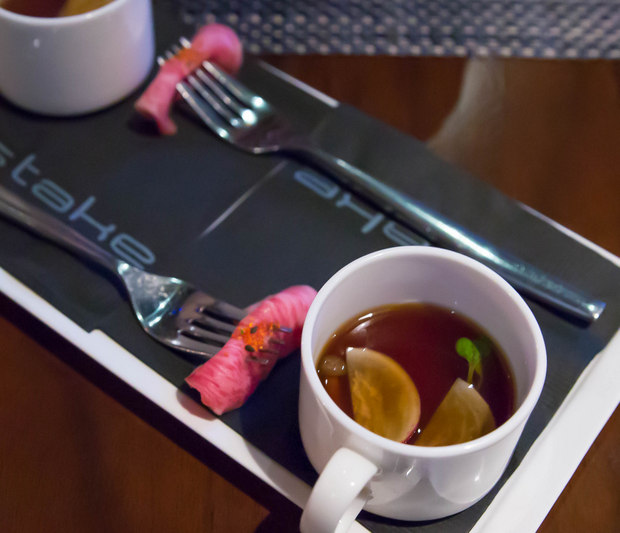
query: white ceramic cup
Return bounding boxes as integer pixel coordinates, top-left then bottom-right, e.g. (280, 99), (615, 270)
(0, 0), (154, 116)
(299, 247), (546, 532)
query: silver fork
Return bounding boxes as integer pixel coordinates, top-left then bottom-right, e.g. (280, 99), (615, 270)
(0, 185), (257, 361)
(161, 40), (605, 324)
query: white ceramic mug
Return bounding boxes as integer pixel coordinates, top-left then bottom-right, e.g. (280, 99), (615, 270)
(0, 0), (154, 116)
(299, 247), (546, 532)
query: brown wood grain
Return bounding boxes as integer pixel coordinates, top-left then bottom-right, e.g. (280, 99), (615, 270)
(1, 56), (619, 532)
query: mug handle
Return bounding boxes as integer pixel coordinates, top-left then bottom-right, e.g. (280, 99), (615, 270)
(300, 447), (378, 533)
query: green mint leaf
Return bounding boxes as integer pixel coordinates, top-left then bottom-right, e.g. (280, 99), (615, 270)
(455, 337), (482, 384)
(473, 336), (492, 359)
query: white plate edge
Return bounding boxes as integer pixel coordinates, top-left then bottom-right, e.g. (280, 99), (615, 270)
(471, 208), (620, 532)
(0, 267), (371, 532)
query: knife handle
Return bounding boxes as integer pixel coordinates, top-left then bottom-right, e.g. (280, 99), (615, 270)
(292, 145), (606, 324)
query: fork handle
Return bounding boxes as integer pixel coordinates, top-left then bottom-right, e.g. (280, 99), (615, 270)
(0, 185), (124, 275)
(291, 146), (605, 323)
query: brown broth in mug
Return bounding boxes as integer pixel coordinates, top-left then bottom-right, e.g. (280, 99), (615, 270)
(0, 0), (113, 17)
(316, 302), (515, 445)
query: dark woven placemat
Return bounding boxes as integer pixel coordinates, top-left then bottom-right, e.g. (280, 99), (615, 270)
(171, 0), (620, 59)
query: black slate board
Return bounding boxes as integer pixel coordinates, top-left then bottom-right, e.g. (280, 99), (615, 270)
(1, 3), (619, 532)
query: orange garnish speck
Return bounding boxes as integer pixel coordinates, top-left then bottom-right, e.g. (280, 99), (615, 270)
(234, 322), (279, 353)
(174, 48), (204, 71)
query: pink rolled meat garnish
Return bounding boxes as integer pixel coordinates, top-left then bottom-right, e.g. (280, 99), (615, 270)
(135, 23), (243, 135)
(185, 285), (317, 415)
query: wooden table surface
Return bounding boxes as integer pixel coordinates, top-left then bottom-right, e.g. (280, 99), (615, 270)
(1, 56), (619, 532)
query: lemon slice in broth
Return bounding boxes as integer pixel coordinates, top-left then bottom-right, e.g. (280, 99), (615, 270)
(59, 0), (112, 16)
(415, 378), (496, 447)
(346, 348), (421, 443)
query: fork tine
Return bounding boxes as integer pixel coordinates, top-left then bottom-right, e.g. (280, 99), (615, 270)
(159, 41), (268, 138)
(175, 77), (234, 140)
(190, 313), (237, 334)
(202, 60), (267, 110)
(167, 45), (243, 127)
(171, 293), (256, 358)
(182, 323), (231, 345)
(187, 73), (243, 126)
(172, 334), (222, 358)
(194, 68), (252, 123)
(174, 36), (247, 116)
(158, 50), (233, 139)
(171, 37), (262, 112)
(202, 300), (247, 322)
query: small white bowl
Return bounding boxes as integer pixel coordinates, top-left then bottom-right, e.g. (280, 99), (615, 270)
(0, 0), (154, 116)
(299, 247), (547, 530)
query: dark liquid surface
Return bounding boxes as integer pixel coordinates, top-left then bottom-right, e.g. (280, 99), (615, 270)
(1, 0), (67, 16)
(1, 0), (112, 17)
(317, 302), (515, 444)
